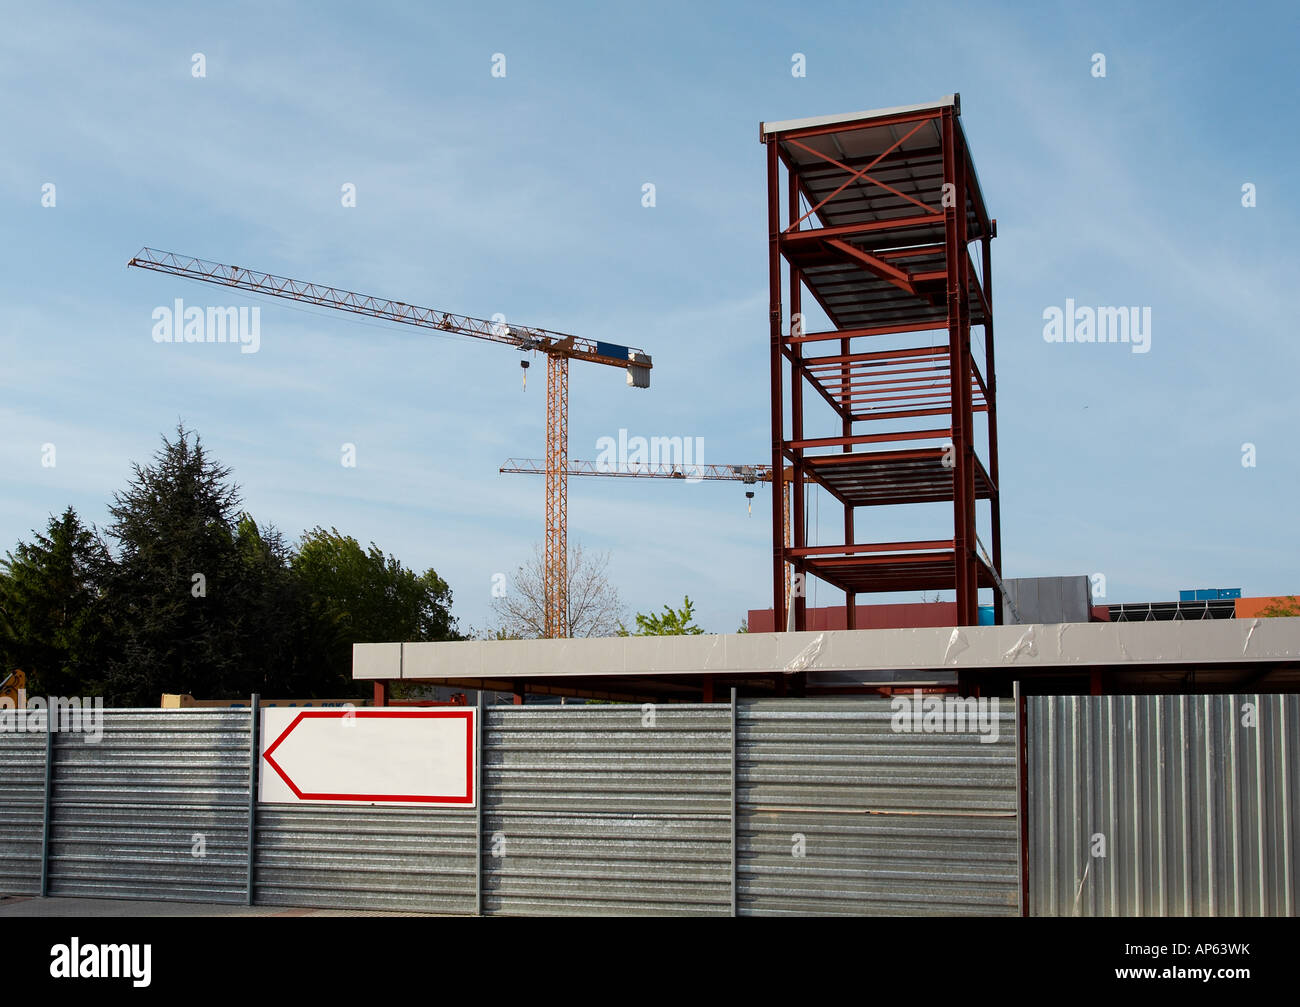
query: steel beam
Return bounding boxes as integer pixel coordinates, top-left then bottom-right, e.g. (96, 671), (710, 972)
(790, 164), (807, 631)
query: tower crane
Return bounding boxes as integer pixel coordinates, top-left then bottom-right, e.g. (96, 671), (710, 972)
(128, 248), (652, 638)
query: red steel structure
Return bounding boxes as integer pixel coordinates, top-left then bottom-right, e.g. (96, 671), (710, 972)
(761, 94), (1002, 630)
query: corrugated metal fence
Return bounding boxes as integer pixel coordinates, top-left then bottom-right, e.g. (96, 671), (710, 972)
(0, 729), (45, 896)
(1028, 694), (1299, 916)
(48, 710), (251, 903)
(3, 696), (1297, 914)
(483, 705), (732, 915)
(254, 804), (478, 914)
(736, 698), (1020, 915)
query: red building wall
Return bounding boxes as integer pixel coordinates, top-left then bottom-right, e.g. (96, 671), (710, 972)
(747, 602), (1111, 632)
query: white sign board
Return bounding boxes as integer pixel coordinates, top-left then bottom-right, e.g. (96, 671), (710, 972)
(259, 707), (475, 807)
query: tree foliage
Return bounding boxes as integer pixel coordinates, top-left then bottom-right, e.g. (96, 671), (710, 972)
(294, 527), (457, 692)
(1258, 595), (1300, 617)
(0, 507), (113, 697)
(101, 424), (248, 703)
(618, 595), (704, 637)
(0, 424), (460, 705)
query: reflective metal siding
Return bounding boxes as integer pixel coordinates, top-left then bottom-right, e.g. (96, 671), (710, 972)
(47, 710), (250, 903)
(1028, 694), (1299, 916)
(737, 698), (1019, 916)
(0, 731), (45, 895)
(253, 806), (476, 914)
(482, 705), (732, 915)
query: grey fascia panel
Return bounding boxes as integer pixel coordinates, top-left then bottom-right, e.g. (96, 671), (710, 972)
(354, 617), (1300, 682)
(351, 641), (400, 680)
(761, 94), (957, 139)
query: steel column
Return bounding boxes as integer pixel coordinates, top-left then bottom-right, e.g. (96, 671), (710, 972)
(842, 327), (856, 629)
(1015, 680), (1028, 916)
(246, 693), (260, 905)
(942, 108), (976, 625)
(767, 140), (787, 631)
(730, 686), (738, 918)
(789, 163), (807, 632)
(983, 230), (1003, 622)
(957, 130), (978, 619)
(39, 718), (52, 897)
(475, 688), (483, 916)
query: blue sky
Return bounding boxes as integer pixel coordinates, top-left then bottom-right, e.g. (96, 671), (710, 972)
(2, 0), (1297, 635)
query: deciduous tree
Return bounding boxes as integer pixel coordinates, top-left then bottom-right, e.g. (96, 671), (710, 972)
(489, 542), (625, 638)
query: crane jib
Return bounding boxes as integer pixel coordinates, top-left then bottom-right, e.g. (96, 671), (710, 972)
(127, 248), (651, 382)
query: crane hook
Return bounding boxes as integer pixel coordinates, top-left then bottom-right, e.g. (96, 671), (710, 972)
(520, 358), (530, 391)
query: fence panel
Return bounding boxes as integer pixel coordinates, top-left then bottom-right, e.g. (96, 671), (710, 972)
(253, 805), (476, 913)
(0, 730), (46, 896)
(47, 710), (250, 903)
(482, 704), (733, 916)
(1028, 694), (1300, 916)
(737, 697), (1020, 916)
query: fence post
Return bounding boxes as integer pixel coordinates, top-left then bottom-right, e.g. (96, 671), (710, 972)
(475, 689), (484, 916)
(730, 686), (737, 918)
(1015, 680), (1028, 917)
(246, 693), (260, 906)
(39, 719), (53, 897)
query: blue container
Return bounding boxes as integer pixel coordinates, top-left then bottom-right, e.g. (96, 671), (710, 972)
(1195, 589), (1218, 601)
(978, 605), (996, 626)
(1220, 588), (1242, 599)
(1179, 590), (1196, 602)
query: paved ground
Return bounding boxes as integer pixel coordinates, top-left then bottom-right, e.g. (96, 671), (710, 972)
(0, 894), (438, 917)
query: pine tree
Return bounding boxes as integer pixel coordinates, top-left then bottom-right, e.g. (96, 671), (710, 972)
(102, 423), (247, 704)
(230, 515), (306, 696)
(0, 507), (113, 696)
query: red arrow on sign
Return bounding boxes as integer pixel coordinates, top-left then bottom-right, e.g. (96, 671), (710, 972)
(262, 709), (474, 804)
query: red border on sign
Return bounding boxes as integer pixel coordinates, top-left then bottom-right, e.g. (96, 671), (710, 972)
(262, 709), (474, 804)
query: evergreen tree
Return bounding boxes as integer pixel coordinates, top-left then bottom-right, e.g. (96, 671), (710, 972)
(231, 515), (306, 697)
(101, 423), (246, 705)
(0, 507), (113, 696)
